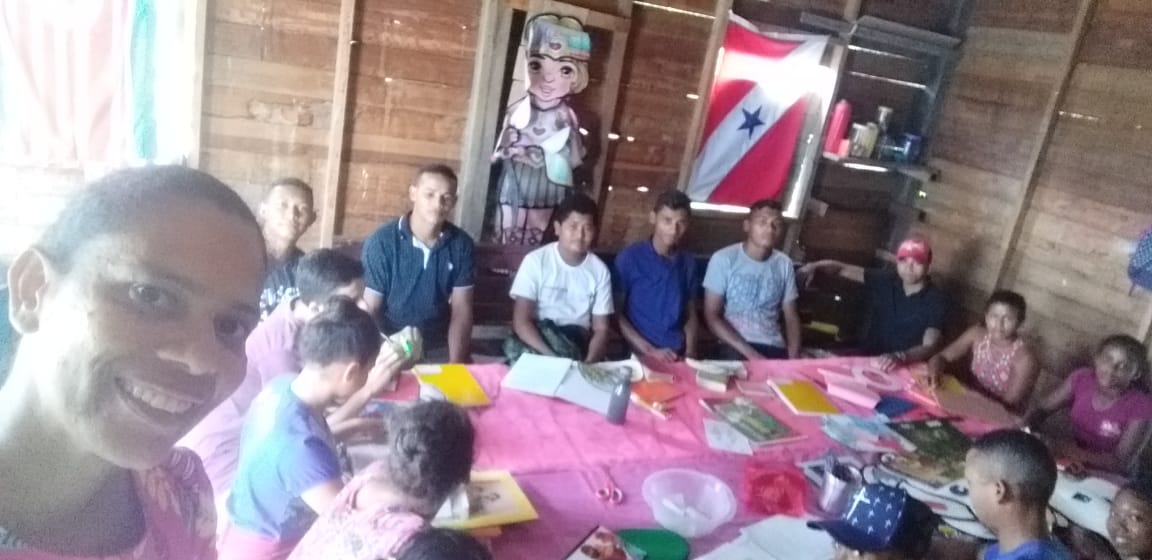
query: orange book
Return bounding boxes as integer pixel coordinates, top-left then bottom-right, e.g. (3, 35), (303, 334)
(631, 380), (683, 406)
(772, 380), (840, 416)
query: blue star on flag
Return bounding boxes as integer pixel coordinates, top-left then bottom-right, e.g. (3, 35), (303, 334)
(737, 106), (765, 139)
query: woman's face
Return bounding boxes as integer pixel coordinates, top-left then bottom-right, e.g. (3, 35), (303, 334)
(984, 303), (1022, 341)
(11, 197), (265, 469)
(1108, 489), (1152, 558)
(1095, 345), (1139, 397)
(527, 55), (579, 107)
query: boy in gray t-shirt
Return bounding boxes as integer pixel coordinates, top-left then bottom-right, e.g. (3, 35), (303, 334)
(702, 199), (800, 360)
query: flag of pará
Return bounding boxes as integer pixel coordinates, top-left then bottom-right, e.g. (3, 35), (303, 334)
(687, 16), (828, 206)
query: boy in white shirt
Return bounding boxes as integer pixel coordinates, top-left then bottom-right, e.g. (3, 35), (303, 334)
(507, 194), (613, 362)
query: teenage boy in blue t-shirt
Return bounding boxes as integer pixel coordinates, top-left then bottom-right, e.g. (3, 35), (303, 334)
(966, 430), (1074, 560)
(614, 190), (699, 361)
(220, 298), (394, 560)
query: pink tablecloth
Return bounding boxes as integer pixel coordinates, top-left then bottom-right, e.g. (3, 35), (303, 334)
(355, 357), (1015, 558)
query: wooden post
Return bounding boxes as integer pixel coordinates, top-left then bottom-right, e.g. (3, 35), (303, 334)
(675, 0), (732, 192)
(990, 0), (1096, 289)
(186, 0), (209, 169)
(456, 0), (513, 239)
(318, 0), (359, 247)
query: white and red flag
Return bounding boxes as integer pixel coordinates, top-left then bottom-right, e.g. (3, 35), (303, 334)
(687, 16), (828, 206)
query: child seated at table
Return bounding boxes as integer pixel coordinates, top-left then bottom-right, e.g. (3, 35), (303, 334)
(506, 193), (613, 362)
(1107, 476), (1152, 560)
(809, 483), (937, 560)
(288, 401), (476, 560)
(1065, 475), (1152, 560)
(965, 429), (1073, 560)
(219, 298), (384, 560)
(181, 249), (386, 528)
(1022, 335), (1152, 474)
(926, 290), (1039, 410)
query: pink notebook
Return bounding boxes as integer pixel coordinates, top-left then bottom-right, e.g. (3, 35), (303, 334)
(824, 375), (881, 410)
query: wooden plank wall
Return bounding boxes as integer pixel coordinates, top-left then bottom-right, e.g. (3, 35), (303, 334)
(912, 1), (1075, 320)
(200, 0), (341, 250)
(1002, 0), (1152, 370)
(339, 0), (479, 239)
(200, 0), (479, 246)
(599, 1), (716, 250)
(915, 0), (1152, 386)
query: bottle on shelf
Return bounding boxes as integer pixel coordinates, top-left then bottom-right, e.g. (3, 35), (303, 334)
(823, 99), (852, 155)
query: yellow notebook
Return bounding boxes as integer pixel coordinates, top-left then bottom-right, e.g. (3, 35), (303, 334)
(413, 364), (491, 407)
(772, 379), (841, 416)
(433, 470), (539, 530)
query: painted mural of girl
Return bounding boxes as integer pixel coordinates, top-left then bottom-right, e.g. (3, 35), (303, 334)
(492, 14), (591, 245)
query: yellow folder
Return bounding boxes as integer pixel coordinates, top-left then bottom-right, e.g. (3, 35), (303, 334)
(413, 364), (491, 407)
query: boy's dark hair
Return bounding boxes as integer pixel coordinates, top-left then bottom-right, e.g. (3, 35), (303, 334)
(971, 429), (1057, 505)
(385, 401), (475, 504)
(986, 290), (1027, 323)
(413, 164), (458, 190)
(37, 166), (262, 272)
(396, 528), (492, 560)
(296, 296), (381, 367)
(265, 177), (314, 203)
(296, 249), (365, 304)
(553, 193), (599, 227)
(748, 198), (783, 215)
(1122, 474), (1152, 504)
(653, 189), (691, 215)
(1098, 334), (1151, 383)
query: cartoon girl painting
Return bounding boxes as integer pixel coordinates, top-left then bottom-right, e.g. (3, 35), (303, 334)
(492, 14), (591, 245)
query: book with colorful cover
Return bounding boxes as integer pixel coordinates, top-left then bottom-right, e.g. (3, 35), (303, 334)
(433, 470), (538, 530)
(564, 526), (633, 560)
(883, 419), (972, 487)
(772, 379), (840, 416)
(822, 415), (915, 454)
(887, 419), (971, 459)
(413, 364), (490, 407)
(700, 396), (804, 447)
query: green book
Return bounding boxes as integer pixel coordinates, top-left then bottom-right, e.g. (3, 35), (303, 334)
(700, 396), (803, 447)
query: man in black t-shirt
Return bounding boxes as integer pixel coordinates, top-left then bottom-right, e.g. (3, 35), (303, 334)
(798, 237), (947, 371)
(257, 178), (316, 318)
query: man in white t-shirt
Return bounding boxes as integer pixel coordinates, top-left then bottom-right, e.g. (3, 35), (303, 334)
(702, 199), (801, 360)
(508, 193), (613, 362)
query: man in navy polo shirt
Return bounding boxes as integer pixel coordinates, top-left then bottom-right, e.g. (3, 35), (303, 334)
(362, 165), (475, 363)
(614, 190), (700, 361)
(798, 237), (947, 371)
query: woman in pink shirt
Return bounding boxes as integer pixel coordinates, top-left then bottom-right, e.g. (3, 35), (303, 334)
(1023, 335), (1152, 474)
(0, 167), (266, 559)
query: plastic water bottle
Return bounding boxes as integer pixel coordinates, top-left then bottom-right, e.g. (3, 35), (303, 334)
(606, 377), (631, 425)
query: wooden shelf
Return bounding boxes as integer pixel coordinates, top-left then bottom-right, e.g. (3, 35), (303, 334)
(821, 153), (939, 182)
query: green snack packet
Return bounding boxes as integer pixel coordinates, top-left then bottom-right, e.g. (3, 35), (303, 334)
(617, 529), (689, 560)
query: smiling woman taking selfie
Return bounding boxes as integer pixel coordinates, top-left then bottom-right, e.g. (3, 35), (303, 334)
(0, 166), (266, 559)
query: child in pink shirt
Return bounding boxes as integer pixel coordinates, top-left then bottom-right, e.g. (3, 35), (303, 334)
(1024, 335), (1152, 474)
(288, 401), (475, 560)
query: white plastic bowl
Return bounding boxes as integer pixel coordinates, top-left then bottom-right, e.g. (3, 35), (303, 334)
(641, 469), (737, 538)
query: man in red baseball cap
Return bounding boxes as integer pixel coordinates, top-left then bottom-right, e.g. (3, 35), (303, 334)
(798, 236), (947, 371)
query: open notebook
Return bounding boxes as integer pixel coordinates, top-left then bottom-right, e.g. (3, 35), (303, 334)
(501, 354), (622, 415)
